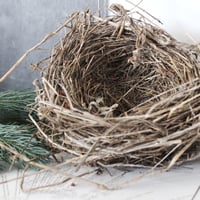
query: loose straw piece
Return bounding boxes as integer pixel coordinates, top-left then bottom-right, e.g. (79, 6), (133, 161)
(0, 142), (110, 190)
(0, 13), (78, 83)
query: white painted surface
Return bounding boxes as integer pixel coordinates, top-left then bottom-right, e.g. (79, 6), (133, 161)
(0, 160), (200, 200)
(109, 0), (200, 43)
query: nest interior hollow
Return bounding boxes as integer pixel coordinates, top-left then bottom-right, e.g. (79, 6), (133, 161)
(48, 12), (199, 117)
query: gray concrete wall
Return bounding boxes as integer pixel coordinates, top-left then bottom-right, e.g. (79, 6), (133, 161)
(0, 0), (107, 90)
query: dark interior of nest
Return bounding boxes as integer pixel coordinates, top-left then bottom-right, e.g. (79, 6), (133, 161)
(46, 17), (199, 117)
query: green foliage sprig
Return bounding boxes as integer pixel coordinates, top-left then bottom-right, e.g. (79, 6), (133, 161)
(0, 123), (50, 169)
(0, 90), (35, 124)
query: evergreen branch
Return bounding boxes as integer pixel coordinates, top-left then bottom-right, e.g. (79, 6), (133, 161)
(0, 124), (50, 169)
(0, 90), (35, 124)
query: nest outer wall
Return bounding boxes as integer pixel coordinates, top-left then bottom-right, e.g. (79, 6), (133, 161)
(32, 5), (200, 170)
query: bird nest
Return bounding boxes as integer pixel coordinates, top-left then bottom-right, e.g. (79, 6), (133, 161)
(32, 5), (200, 170)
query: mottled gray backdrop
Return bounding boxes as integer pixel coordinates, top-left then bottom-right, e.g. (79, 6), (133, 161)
(0, 0), (107, 90)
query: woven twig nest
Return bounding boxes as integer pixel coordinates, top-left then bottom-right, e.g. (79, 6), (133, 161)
(32, 5), (200, 170)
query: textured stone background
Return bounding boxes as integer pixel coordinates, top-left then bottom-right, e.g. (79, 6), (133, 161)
(0, 0), (107, 90)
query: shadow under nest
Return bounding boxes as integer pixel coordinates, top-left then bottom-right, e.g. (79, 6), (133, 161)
(32, 8), (200, 170)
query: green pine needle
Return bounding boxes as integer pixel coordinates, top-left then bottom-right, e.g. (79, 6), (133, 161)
(0, 123), (50, 169)
(0, 90), (36, 124)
